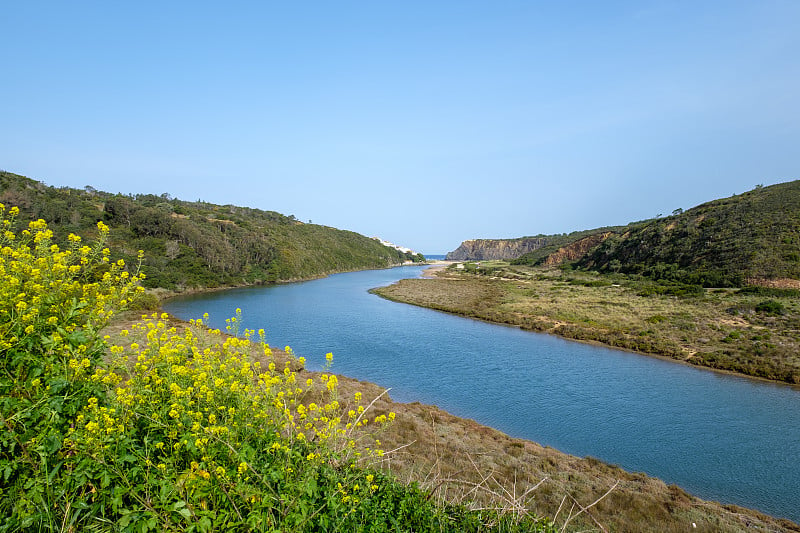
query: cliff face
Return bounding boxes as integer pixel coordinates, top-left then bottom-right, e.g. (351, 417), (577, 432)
(542, 232), (613, 266)
(445, 238), (547, 261)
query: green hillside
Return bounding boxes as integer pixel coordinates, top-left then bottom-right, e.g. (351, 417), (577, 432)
(0, 171), (423, 290)
(515, 181), (800, 287)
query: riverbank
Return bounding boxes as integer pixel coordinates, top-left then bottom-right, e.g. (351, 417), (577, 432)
(104, 309), (800, 532)
(147, 260), (435, 301)
(372, 264), (800, 385)
(420, 260), (455, 278)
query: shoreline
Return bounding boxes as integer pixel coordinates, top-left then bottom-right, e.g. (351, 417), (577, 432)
(122, 264), (800, 528)
(420, 260), (456, 278)
(153, 260), (433, 302)
(372, 269), (800, 387)
(106, 307), (800, 530)
(374, 283), (800, 390)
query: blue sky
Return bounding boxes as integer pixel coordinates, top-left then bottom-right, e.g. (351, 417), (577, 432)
(2, 1), (798, 254)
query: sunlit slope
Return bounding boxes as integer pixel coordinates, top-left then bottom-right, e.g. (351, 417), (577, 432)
(0, 170), (423, 289)
(513, 180), (800, 287)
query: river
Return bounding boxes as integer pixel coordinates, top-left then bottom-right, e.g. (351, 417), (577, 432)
(163, 265), (800, 522)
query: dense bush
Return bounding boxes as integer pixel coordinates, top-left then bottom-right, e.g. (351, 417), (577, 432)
(635, 281), (704, 298)
(0, 207), (143, 529)
(755, 300), (786, 316)
(738, 286), (800, 298)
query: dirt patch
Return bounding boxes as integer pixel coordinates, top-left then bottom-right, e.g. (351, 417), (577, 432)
(746, 278), (800, 289)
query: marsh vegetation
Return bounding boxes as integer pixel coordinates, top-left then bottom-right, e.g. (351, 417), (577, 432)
(375, 263), (800, 384)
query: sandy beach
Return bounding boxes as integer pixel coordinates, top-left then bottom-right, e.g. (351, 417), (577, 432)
(421, 260), (455, 278)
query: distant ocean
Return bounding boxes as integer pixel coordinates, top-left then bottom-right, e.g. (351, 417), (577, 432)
(423, 254), (447, 260)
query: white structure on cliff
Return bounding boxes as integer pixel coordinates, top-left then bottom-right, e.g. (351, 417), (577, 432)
(373, 237), (416, 255)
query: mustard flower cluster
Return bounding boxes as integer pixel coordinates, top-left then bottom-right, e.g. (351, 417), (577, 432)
(0, 206), (144, 528)
(0, 204), (144, 354)
(66, 312), (395, 522)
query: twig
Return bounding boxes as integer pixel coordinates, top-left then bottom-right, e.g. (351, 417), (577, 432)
(218, 482), (243, 522)
(373, 439), (416, 469)
(59, 498), (71, 533)
(347, 388), (391, 437)
(463, 453), (500, 505)
(381, 440), (416, 456)
(553, 494), (567, 524)
(560, 480), (619, 532)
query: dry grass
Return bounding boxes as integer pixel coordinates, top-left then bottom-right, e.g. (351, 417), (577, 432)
(355, 388), (799, 532)
(98, 311), (800, 532)
(373, 265), (800, 384)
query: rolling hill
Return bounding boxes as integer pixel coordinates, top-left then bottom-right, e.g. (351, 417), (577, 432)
(513, 180), (800, 287)
(0, 170), (423, 290)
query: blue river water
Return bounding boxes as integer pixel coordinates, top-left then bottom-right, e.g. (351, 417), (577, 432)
(164, 265), (800, 522)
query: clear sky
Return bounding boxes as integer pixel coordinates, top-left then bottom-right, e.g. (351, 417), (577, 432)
(2, 1), (798, 254)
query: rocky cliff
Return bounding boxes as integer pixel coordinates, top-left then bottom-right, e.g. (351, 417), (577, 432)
(541, 232), (613, 266)
(445, 238), (548, 261)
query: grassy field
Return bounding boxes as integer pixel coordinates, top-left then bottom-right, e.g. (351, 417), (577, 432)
(373, 262), (800, 384)
(100, 311), (800, 532)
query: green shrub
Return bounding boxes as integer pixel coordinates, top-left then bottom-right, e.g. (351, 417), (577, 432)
(721, 331), (742, 343)
(0, 208), (143, 530)
(129, 291), (161, 311)
(738, 286), (800, 298)
(755, 300), (785, 316)
(637, 282), (704, 298)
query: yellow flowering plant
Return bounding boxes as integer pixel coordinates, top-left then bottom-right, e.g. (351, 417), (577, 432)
(0, 206), (144, 529)
(0, 205), (555, 532)
(61, 312), (398, 531)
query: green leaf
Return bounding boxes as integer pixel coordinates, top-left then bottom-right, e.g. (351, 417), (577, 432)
(197, 516), (213, 532)
(305, 477), (318, 497)
(44, 434), (62, 454)
(172, 500), (186, 511)
(47, 459), (65, 483)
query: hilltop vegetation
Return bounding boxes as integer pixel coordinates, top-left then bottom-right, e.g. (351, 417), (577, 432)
(513, 181), (800, 287)
(0, 171), (424, 291)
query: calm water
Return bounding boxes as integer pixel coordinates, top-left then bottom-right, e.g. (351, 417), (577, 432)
(164, 265), (800, 522)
